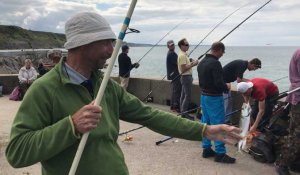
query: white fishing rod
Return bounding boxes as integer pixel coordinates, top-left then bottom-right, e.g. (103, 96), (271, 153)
(68, 0), (138, 174)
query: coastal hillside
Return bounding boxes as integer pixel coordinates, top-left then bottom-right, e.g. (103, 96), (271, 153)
(0, 25), (66, 49)
(0, 25), (153, 50)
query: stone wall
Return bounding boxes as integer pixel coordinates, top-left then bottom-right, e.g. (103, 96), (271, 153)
(0, 75), (244, 124)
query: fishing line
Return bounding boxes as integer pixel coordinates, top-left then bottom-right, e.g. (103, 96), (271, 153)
(140, 2), (250, 104)
(171, 0), (272, 83)
(197, 0), (272, 60)
(121, 18), (188, 77)
(188, 2), (251, 57)
(118, 1), (262, 136)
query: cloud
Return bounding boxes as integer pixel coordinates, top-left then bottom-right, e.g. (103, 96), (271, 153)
(0, 0), (299, 46)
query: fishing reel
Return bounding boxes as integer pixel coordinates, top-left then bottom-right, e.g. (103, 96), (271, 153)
(125, 27), (140, 34)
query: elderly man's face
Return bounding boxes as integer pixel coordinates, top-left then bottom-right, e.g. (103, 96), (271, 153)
(83, 39), (114, 70)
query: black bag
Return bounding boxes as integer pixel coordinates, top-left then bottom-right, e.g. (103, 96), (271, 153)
(290, 153), (300, 173)
(249, 132), (276, 163)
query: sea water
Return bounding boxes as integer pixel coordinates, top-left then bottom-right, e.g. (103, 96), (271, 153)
(111, 46), (299, 92)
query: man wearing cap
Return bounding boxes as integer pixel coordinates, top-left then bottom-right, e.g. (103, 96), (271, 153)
(118, 45), (139, 89)
(222, 58), (261, 123)
(166, 40), (181, 112)
(237, 78), (279, 132)
(197, 41), (236, 164)
(38, 50), (63, 76)
(5, 12), (242, 175)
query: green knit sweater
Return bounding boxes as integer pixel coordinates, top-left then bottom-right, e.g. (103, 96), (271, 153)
(6, 60), (206, 175)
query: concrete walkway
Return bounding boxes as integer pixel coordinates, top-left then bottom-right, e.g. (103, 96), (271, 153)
(0, 96), (297, 175)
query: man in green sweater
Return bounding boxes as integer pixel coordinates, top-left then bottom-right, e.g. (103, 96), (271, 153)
(5, 12), (242, 175)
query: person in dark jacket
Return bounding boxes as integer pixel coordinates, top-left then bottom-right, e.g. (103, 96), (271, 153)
(197, 41), (236, 164)
(118, 45), (139, 89)
(166, 40), (181, 112)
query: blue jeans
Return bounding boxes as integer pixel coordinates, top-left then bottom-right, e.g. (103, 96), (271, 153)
(200, 95), (226, 154)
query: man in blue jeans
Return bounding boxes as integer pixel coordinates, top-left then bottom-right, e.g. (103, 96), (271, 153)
(197, 41), (235, 163)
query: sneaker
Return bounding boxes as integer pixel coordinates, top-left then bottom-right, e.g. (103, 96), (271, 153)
(214, 154), (236, 164)
(275, 164), (290, 175)
(202, 148), (215, 158)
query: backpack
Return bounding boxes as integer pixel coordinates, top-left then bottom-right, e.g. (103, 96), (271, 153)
(9, 86), (21, 101)
(249, 132), (276, 163)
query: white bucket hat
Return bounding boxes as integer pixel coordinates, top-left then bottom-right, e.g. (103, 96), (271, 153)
(237, 82), (253, 93)
(64, 12), (116, 50)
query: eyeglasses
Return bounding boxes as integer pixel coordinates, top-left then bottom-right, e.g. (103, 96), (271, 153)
(183, 43), (189, 47)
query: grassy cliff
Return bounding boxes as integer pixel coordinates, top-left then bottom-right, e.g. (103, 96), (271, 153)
(0, 25), (66, 49)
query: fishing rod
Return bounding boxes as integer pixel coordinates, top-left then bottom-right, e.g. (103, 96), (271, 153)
(188, 2), (250, 57)
(155, 109), (242, 145)
(119, 0), (273, 136)
(224, 75), (289, 101)
(140, 3), (250, 103)
(69, 1), (138, 174)
(118, 106), (201, 136)
(122, 19), (188, 78)
(119, 126), (144, 136)
(155, 85), (293, 146)
(271, 86), (300, 102)
(271, 76), (288, 83)
(171, 0), (272, 83)
(197, 0), (272, 60)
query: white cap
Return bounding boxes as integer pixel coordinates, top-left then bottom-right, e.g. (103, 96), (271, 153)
(237, 82), (253, 93)
(64, 12), (116, 50)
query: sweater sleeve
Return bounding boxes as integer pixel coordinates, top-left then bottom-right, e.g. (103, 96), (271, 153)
(5, 82), (79, 168)
(116, 83), (205, 141)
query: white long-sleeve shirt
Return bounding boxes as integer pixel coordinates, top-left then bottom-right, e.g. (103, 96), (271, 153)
(18, 66), (38, 83)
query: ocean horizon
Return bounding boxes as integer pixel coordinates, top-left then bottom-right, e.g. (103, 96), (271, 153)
(110, 45), (299, 92)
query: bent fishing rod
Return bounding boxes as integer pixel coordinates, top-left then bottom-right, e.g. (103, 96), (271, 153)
(122, 18), (188, 78)
(118, 4), (248, 136)
(188, 1), (251, 57)
(68, 1), (138, 174)
(141, 2), (250, 103)
(155, 109), (242, 145)
(171, 0), (272, 83)
(119, 0), (273, 137)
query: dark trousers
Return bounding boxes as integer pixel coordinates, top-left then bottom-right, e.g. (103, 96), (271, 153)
(171, 77), (182, 108)
(278, 103), (300, 166)
(19, 82), (31, 100)
(251, 93), (278, 131)
(180, 75), (193, 113)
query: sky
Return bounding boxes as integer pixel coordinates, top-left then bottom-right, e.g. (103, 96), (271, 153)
(0, 0), (299, 46)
